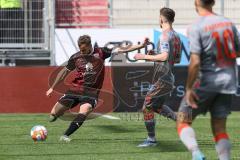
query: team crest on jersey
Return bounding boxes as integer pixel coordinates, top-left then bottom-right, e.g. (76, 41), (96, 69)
(93, 53), (100, 58)
(85, 62), (93, 72)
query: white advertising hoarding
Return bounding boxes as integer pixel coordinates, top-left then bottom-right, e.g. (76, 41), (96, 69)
(55, 28), (240, 65)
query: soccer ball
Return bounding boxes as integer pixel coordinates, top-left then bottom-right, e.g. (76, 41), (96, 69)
(30, 125), (48, 141)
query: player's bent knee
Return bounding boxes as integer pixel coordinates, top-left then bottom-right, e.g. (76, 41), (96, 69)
(79, 103), (93, 115)
(51, 102), (69, 116)
(143, 107), (155, 121)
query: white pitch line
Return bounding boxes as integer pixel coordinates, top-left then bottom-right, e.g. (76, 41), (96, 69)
(90, 112), (121, 120)
(101, 114), (121, 120)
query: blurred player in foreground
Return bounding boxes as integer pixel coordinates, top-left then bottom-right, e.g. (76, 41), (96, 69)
(176, 0), (240, 159)
(118, 7), (182, 147)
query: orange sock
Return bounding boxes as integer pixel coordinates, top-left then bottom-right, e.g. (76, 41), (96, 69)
(177, 123), (199, 153)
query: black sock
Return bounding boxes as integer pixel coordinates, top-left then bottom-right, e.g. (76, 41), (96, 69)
(144, 119), (156, 138)
(64, 114), (87, 136)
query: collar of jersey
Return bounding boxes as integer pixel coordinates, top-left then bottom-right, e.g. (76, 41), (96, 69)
(199, 11), (215, 17)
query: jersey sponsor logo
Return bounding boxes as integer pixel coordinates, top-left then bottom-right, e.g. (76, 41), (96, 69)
(161, 42), (169, 50)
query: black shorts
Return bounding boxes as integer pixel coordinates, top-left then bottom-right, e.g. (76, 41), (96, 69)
(178, 89), (232, 122)
(58, 93), (97, 109)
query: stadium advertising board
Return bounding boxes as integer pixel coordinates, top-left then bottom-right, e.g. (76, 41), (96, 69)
(55, 28), (240, 66)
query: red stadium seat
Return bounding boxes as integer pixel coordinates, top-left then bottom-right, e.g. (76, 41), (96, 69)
(56, 0), (110, 28)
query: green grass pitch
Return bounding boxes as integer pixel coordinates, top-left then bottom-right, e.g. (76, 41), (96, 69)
(0, 112), (239, 160)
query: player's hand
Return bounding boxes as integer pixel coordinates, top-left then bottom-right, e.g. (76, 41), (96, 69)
(115, 48), (124, 54)
(134, 53), (145, 60)
(46, 88), (54, 97)
(147, 50), (155, 55)
(185, 89), (199, 109)
(142, 38), (150, 47)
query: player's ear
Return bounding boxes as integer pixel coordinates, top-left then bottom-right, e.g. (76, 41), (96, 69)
(211, 0), (215, 6)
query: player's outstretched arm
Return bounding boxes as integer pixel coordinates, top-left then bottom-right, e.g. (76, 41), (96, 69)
(46, 67), (71, 97)
(134, 51), (168, 62)
(117, 44), (145, 53)
(117, 38), (150, 54)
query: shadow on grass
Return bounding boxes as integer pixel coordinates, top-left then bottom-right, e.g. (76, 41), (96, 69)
(72, 137), (143, 143)
(93, 125), (142, 133)
(135, 140), (186, 152)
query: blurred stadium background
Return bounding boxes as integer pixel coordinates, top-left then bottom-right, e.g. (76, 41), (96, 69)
(0, 0), (239, 66)
(0, 0), (239, 112)
(0, 0), (239, 159)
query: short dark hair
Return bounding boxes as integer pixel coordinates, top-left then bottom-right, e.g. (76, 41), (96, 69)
(160, 7), (175, 23)
(78, 35), (91, 46)
(200, 0), (215, 6)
